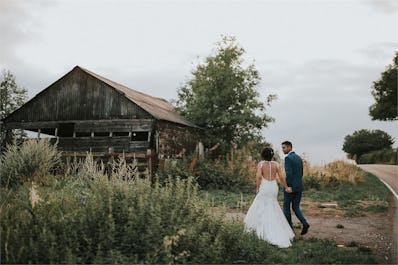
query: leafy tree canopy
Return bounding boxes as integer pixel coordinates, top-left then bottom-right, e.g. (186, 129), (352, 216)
(0, 69), (28, 146)
(176, 36), (276, 150)
(342, 129), (394, 162)
(369, 52), (397, 121)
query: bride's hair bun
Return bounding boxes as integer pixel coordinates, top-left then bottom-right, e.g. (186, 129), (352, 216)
(261, 146), (274, 161)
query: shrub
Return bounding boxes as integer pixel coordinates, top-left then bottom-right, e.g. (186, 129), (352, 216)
(157, 148), (256, 191)
(302, 174), (322, 190)
(0, 175), (277, 264)
(358, 148), (397, 164)
(0, 170), (378, 264)
(303, 160), (364, 189)
(0, 139), (60, 188)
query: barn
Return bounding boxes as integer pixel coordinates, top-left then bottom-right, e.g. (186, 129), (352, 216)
(1, 66), (200, 174)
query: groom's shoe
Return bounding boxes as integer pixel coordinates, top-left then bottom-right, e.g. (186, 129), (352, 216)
(301, 224), (310, 235)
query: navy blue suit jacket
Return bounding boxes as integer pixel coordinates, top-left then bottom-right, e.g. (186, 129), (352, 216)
(284, 151), (304, 192)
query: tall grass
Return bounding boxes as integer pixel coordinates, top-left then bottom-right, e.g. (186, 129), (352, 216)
(1, 172), (278, 264)
(0, 139), (60, 188)
(303, 160), (364, 189)
(0, 142), (378, 264)
(158, 147), (257, 191)
(0, 175), (377, 264)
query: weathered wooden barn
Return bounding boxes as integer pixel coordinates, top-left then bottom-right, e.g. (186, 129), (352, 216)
(1, 66), (200, 173)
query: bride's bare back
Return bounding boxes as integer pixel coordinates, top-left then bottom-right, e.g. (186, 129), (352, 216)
(256, 161), (289, 192)
(260, 161), (279, 181)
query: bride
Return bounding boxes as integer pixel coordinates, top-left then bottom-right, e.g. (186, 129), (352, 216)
(244, 147), (295, 248)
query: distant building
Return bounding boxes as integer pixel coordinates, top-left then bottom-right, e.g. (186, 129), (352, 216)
(1, 66), (200, 174)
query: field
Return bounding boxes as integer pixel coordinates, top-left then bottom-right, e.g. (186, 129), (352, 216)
(202, 171), (394, 263)
(0, 140), (392, 264)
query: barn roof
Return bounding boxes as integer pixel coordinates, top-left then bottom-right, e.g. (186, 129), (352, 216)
(3, 66), (197, 128)
(76, 66), (197, 127)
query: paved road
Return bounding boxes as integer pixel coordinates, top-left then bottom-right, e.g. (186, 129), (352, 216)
(358, 164), (398, 263)
(358, 164), (398, 199)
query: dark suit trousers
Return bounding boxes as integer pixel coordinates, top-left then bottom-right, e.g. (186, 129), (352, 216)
(283, 191), (308, 228)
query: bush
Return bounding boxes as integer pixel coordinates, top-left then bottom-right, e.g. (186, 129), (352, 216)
(0, 173), (278, 264)
(302, 174), (322, 190)
(358, 148), (397, 164)
(303, 160), (363, 190)
(157, 149), (256, 192)
(0, 155), (379, 264)
(0, 139), (60, 188)
(193, 159), (254, 191)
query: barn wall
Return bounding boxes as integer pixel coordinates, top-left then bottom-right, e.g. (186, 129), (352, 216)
(156, 120), (199, 158)
(11, 119), (155, 154)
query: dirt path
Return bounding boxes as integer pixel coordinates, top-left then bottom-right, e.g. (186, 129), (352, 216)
(220, 195), (397, 264)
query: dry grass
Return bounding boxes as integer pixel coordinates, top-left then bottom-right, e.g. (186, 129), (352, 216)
(304, 160), (364, 185)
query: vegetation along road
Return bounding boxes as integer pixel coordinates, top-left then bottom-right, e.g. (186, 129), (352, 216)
(358, 164), (398, 199)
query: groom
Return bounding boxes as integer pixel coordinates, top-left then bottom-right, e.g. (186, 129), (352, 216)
(282, 141), (310, 235)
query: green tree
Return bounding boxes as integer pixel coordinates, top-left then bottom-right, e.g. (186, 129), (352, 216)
(0, 69), (28, 146)
(342, 129), (394, 162)
(176, 36), (275, 150)
(369, 53), (397, 121)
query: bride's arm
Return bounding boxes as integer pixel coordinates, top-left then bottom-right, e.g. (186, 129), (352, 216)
(275, 163), (290, 191)
(255, 163), (262, 193)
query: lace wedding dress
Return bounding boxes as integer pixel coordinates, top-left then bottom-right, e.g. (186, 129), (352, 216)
(244, 161), (295, 248)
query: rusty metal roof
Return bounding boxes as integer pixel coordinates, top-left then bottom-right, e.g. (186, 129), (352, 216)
(78, 66), (197, 128)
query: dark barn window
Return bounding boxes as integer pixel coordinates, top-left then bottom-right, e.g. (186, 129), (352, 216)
(113, 132), (129, 137)
(58, 123), (74, 137)
(41, 128), (56, 136)
(131, 131), (149, 141)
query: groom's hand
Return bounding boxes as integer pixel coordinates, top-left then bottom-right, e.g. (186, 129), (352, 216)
(286, 187), (293, 193)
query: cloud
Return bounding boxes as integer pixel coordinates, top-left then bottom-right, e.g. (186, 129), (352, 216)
(0, 1), (31, 65)
(357, 42), (398, 65)
(366, 0), (398, 14)
(262, 58), (398, 163)
(0, 1), (55, 97)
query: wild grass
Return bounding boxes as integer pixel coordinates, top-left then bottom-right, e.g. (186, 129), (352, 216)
(0, 139), (60, 188)
(0, 175), (377, 264)
(0, 142), (380, 264)
(201, 172), (390, 218)
(303, 160), (364, 188)
(200, 189), (254, 211)
(157, 147), (257, 191)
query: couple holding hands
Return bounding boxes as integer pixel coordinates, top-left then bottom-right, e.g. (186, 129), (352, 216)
(244, 141), (310, 248)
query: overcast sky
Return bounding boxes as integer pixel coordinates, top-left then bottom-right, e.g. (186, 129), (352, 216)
(1, 0), (397, 164)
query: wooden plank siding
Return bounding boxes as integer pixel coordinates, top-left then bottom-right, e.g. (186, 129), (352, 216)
(4, 119), (154, 131)
(157, 120), (199, 158)
(50, 136), (150, 153)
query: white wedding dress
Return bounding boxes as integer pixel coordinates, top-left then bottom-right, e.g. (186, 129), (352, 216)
(244, 161), (295, 248)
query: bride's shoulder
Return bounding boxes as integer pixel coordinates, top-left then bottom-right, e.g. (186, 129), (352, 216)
(271, 161), (281, 167)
